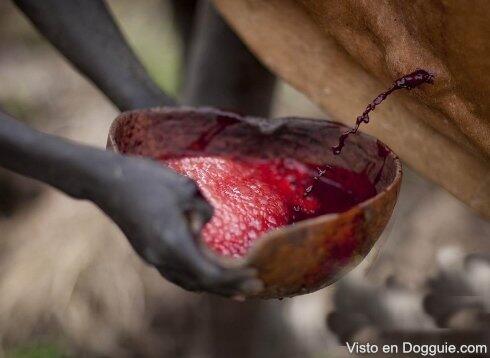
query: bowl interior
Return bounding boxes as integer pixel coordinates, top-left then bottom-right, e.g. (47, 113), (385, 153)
(110, 107), (398, 195)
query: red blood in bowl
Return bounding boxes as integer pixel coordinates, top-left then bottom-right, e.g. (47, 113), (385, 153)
(165, 156), (376, 257)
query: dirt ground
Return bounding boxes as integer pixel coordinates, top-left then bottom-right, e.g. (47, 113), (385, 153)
(0, 1), (488, 357)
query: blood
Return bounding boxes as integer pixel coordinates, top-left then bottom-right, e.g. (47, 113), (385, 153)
(153, 70), (434, 257)
(163, 156), (376, 257)
(187, 114), (239, 151)
(332, 69), (435, 155)
(373, 140), (390, 186)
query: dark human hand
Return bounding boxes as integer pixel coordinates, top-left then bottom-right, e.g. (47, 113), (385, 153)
(83, 154), (262, 297)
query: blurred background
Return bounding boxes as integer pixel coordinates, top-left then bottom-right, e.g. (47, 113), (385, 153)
(0, 1), (488, 357)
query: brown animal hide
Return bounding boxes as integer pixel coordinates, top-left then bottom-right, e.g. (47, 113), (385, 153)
(212, 0), (490, 218)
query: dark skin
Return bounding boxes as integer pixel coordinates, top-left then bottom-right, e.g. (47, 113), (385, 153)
(2, 0), (266, 297)
(13, 0), (175, 111)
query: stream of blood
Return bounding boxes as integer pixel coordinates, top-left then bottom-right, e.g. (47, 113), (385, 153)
(158, 69), (434, 256)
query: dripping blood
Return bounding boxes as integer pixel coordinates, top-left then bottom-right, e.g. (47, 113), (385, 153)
(332, 69), (435, 155)
(155, 69), (433, 257)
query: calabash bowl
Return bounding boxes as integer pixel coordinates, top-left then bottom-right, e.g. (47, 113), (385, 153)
(107, 107), (401, 298)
